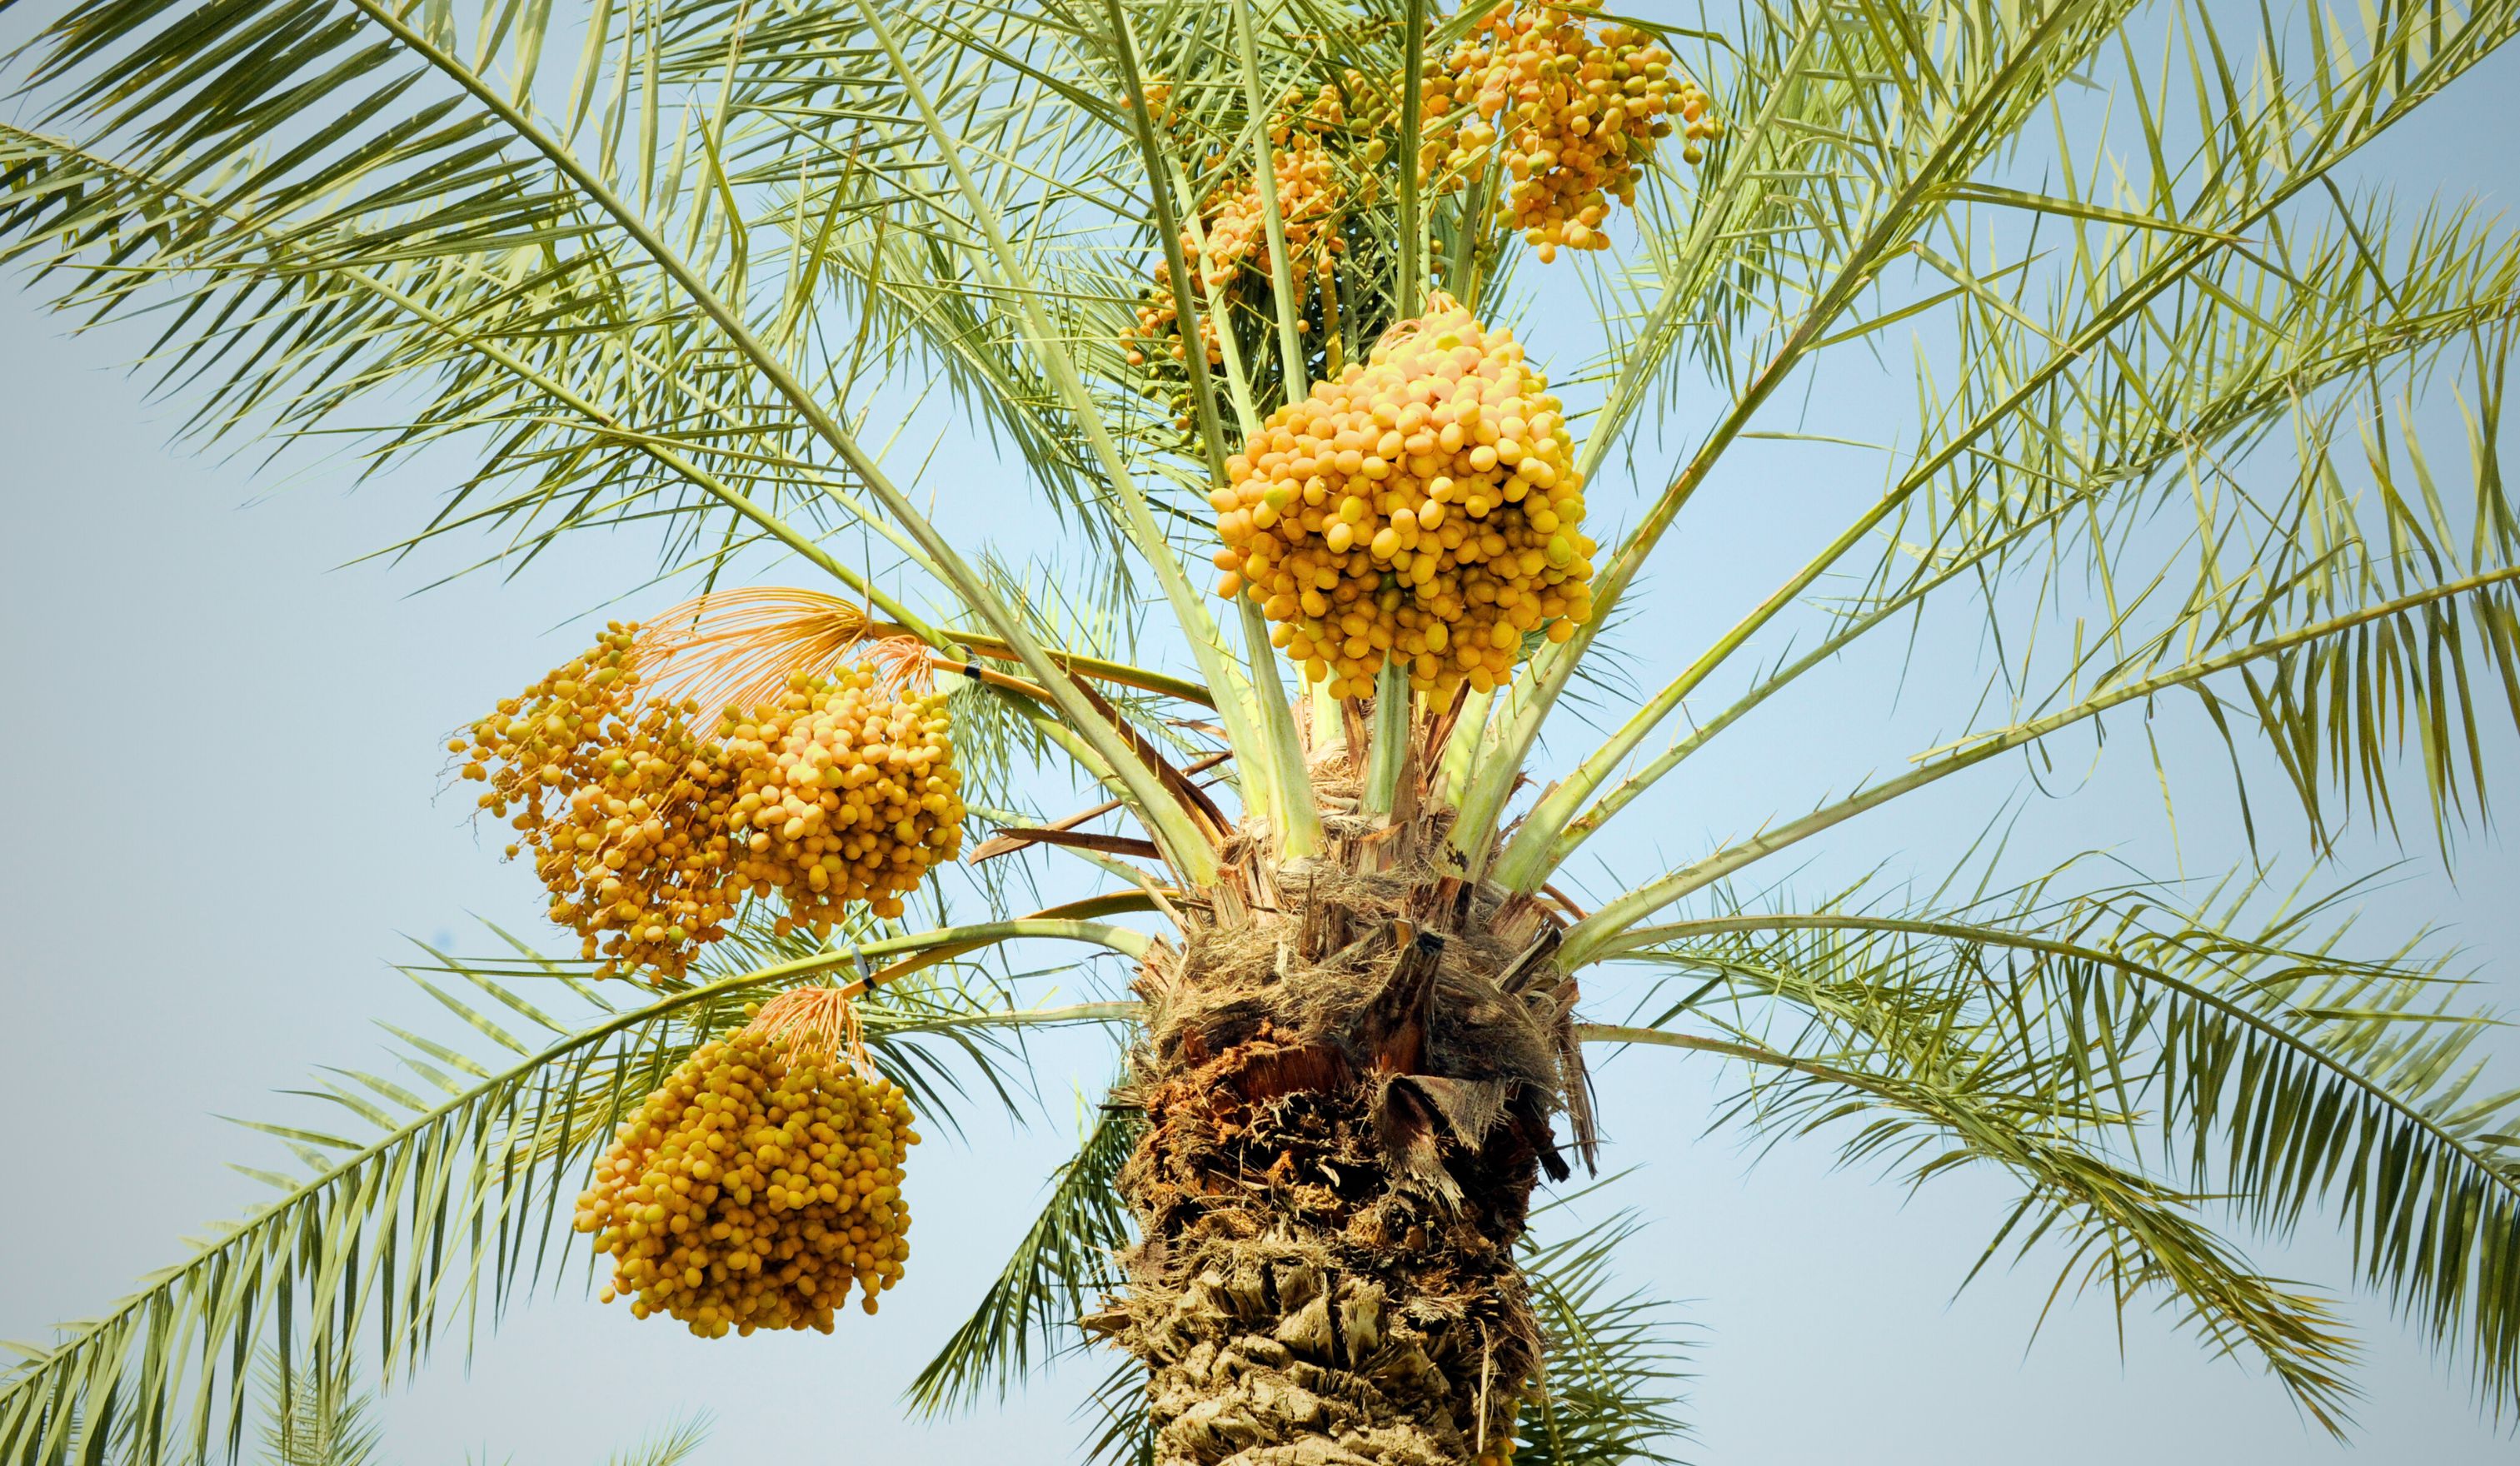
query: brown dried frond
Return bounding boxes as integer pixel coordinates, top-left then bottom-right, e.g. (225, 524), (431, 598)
(633, 586), (891, 714)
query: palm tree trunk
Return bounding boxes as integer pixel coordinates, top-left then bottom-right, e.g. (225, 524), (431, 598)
(1105, 774), (1590, 1466)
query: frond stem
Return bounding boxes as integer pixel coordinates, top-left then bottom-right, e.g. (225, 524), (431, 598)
(337, 0), (1198, 878)
(851, 0), (1250, 882)
(1493, 503), (2074, 889)
(1234, 0), (1313, 401)
(1102, 0), (1319, 855)
(1564, 563), (2520, 964)
(1601, 912), (2520, 1210)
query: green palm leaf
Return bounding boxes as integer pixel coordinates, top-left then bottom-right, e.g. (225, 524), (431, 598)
(1507, 198), (2520, 890)
(907, 1097), (1141, 1414)
(256, 1352), (379, 1466)
(1591, 863), (2520, 1423)
(1514, 1204), (1692, 1466)
(0, 920), (1134, 1465)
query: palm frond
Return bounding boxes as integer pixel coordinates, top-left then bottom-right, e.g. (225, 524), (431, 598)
(601, 1412), (714, 1466)
(1572, 570), (2520, 963)
(0, 917), (1131, 1465)
(1583, 1024), (2363, 1430)
(256, 1352), (380, 1466)
(1076, 1351), (1158, 1466)
(1514, 1205), (1692, 1466)
(1506, 197), (2520, 890)
(1462, 0), (2520, 860)
(906, 1097), (1141, 1414)
(1590, 860), (2520, 1419)
(1, 1), (1224, 848)
(0, 0), (806, 545)
(0, 113), (896, 601)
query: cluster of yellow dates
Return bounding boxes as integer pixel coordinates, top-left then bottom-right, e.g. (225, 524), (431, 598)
(1431, 0), (1721, 259)
(576, 994), (919, 1336)
(1130, 6), (1719, 688)
(1126, 79), (1349, 370)
(460, 629), (963, 980)
(1121, 2), (1719, 375)
(1212, 294), (1593, 698)
(721, 670), (965, 927)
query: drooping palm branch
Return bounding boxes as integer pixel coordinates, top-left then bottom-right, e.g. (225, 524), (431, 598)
(0, 911), (1141, 1464)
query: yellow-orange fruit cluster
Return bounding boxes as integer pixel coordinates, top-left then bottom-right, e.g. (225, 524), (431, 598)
(720, 669), (966, 928)
(462, 638), (966, 978)
(574, 1021), (918, 1336)
(1126, 87), (1349, 372)
(1211, 294), (1594, 699)
(1433, 1), (1719, 259)
(455, 624), (741, 981)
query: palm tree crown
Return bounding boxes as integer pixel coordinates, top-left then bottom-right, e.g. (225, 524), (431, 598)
(3, 0), (2518, 1459)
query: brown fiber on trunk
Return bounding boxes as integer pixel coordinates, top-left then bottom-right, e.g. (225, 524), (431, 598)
(1097, 740), (1593, 1466)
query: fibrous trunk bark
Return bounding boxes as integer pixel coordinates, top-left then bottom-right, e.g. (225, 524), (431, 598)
(1101, 757), (1591, 1466)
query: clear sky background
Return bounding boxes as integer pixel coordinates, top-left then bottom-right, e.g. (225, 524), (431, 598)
(6, 3), (2520, 1464)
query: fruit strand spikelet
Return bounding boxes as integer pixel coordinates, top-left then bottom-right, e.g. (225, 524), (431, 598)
(573, 987), (921, 1337)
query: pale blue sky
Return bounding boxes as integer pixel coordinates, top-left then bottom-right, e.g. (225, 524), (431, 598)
(5, 4), (2520, 1463)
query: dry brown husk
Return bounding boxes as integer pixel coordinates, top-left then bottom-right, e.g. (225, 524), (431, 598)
(1100, 725), (1592, 1466)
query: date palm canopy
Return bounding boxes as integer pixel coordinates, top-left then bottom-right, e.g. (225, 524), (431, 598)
(6, 0), (2520, 1460)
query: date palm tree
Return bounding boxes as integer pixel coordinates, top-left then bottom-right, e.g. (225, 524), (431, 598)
(5, 0), (2520, 1460)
